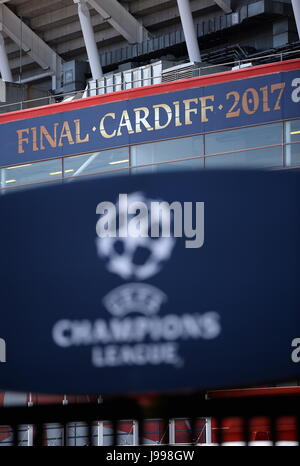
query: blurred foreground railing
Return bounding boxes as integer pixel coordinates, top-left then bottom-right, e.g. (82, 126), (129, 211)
(0, 394), (299, 446)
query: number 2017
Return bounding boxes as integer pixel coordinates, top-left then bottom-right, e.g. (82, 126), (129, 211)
(225, 82), (285, 118)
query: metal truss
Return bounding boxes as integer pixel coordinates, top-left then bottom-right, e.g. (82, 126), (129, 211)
(87, 0), (149, 43)
(0, 3), (62, 87)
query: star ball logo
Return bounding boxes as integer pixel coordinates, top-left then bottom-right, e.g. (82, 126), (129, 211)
(52, 192), (221, 369)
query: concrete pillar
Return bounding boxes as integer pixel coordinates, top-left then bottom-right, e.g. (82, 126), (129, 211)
(74, 0), (103, 80)
(291, 0), (300, 39)
(0, 32), (13, 82)
(177, 0), (201, 63)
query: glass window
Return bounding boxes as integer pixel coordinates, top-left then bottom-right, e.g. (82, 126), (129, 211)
(285, 119), (300, 144)
(131, 136), (203, 166)
(285, 143), (300, 167)
(0, 158), (62, 189)
(131, 157), (204, 174)
(205, 146), (282, 169)
(68, 167), (129, 182)
(63, 147), (129, 178)
(205, 123), (282, 155)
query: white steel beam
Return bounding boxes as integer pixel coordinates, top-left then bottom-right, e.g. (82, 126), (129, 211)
(205, 418), (212, 444)
(214, 0), (231, 14)
(74, 0), (103, 80)
(87, 0), (149, 43)
(177, 0), (201, 63)
(97, 422), (104, 446)
(132, 420), (139, 446)
(291, 0), (300, 39)
(0, 3), (62, 87)
(0, 31), (12, 81)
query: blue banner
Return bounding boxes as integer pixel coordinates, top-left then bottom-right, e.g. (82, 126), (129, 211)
(0, 67), (299, 167)
(0, 169), (300, 394)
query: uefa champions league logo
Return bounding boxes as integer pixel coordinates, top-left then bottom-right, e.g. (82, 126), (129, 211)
(52, 192), (221, 369)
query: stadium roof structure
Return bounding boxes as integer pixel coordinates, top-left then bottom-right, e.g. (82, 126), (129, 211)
(0, 0), (298, 91)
